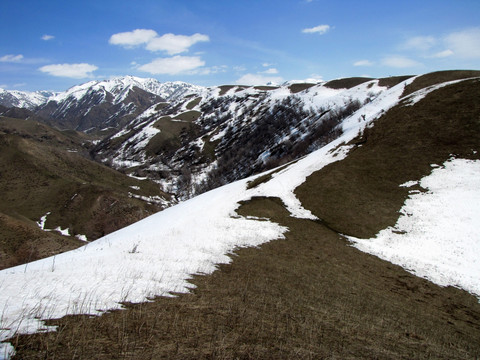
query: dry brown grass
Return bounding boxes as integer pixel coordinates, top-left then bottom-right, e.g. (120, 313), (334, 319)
(377, 75), (414, 88)
(288, 83), (316, 94)
(402, 70), (480, 97)
(324, 77), (373, 89)
(186, 97), (202, 110)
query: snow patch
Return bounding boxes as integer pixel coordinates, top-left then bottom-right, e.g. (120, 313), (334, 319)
(54, 227), (70, 237)
(349, 158), (480, 298)
(76, 234), (88, 242)
(37, 212), (51, 230)
(400, 180), (419, 188)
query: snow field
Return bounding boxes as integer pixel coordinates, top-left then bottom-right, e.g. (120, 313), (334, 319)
(0, 178), (287, 345)
(349, 158), (480, 297)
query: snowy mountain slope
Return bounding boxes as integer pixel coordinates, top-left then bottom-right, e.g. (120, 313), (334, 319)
(3, 75), (480, 357)
(0, 88), (54, 110)
(47, 76), (200, 105)
(95, 77), (399, 199)
(30, 77), (202, 134)
(0, 78), (401, 348)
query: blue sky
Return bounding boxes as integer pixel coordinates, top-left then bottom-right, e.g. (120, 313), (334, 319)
(1, 0), (479, 91)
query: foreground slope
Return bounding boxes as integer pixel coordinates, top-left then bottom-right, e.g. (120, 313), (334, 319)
(2, 72), (480, 359)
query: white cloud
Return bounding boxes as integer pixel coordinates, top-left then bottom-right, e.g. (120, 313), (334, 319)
(444, 28), (480, 59)
(138, 56), (205, 75)
(109, 29), (209, 55)
(430, 49), (454, 58)
(145, 33), (209, 55)
(302, 24), (330, 35)
(382, 56), (421, 68)
(39, 63), (98, 78)
(109, 29), (158, 48)
(401, 36), (436, 51)
(263, 68), (279, 74)
(0, 54), (24, 62)
(353, 60), (374, 67)
(41, 34), (54, 41)
(306, 74), (323, 82)
(262, 62), (274, 67)
(236, 73), (283, 86)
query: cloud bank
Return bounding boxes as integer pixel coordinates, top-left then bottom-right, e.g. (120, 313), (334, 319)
(138, 56), (205, 75)
(445, 27), (480, 59)
(381, 56), (421, 68)
(39, 63), (98, 78)
(110, 29), (209, 55)
(353, 60), (374, 67)
(302, 24), (330, 35)
(0, 54), (24, 62)
(236, 73), (283, 86)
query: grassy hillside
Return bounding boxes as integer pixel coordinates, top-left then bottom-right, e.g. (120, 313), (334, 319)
(8, 71), (480, 359)
(0, 116), (171, 269)
(296, 77), (480, 238)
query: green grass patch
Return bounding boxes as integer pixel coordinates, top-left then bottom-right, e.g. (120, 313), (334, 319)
(155, 102), (169, 111)
(201, 135), (219, 161)
(147, 116), (200, 156)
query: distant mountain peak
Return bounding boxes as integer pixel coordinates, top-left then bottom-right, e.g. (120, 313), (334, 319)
(0, 88), (55, 110)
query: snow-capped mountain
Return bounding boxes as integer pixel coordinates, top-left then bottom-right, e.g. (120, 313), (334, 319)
(0, 88), (55, 110)
(30, 77), (203, 134)
(47, 76), (200, 105)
